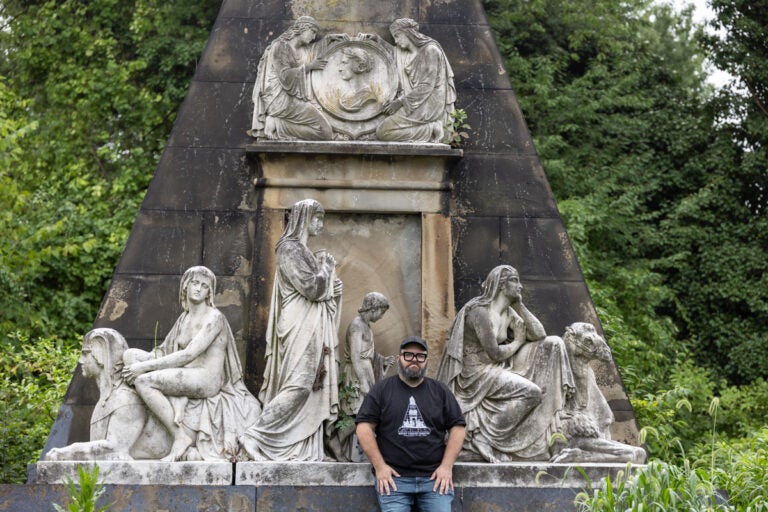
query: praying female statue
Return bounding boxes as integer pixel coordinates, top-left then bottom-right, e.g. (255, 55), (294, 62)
(241, 199), (343, 461)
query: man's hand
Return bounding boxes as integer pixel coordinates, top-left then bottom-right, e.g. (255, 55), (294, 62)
(374, 463), (401, 496)
(430, 463), (454, 494)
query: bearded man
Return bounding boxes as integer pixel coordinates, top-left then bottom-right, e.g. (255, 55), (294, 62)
(355, 336), (465, 512)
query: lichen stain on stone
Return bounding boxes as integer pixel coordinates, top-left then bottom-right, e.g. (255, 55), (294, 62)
(105, 298), (128, 321)
(215, 288), (242, 308)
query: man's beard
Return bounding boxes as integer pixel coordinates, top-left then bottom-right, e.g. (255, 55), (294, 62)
(398, 359), (427, 382)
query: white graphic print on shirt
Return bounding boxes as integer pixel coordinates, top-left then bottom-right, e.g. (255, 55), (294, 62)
(397, 396), (431, 437)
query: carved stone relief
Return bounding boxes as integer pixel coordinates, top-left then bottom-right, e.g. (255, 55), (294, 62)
(250, 17), (456, 143)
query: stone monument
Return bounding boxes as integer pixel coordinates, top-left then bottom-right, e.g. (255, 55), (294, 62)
(8, 2), (646, 511)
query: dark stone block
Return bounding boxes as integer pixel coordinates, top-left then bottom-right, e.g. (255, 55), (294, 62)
(203, 211), (255, 277)
(427, 24), (511, 91)
(500, 217), (584, 281)
(142, 147), (255, 212)
(116, 211), (203, 275)
(420, 0), (490, 25)
(457, 487), (580, 511)
(195, 18), (265, 83)
(95, 274), (184, 340)
(168, 81), (253, 149)
(0, 485), (257, 512)
(520, 280), (600, 336)
(457, 90), (536, 155)
(300, 2), (420, 24)
(451, 155), (559, 218)
(452, 215), (587, 290)
(256, 486), (380, 512)
(219, 0), (287, 18)
(452, 216), (502, 278)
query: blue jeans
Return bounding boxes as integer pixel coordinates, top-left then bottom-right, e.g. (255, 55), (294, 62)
(376, 476), (454, 512)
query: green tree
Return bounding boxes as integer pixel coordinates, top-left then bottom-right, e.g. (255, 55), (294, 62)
(0, 0), (218, 483)
(0, 0), (219, 339)
(484, 0), (767, 459)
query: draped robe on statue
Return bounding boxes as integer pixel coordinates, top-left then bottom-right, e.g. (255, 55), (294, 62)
(251, 37), (332, 140)
(376, 39), (455, 142)
(241, 240), (341, 461)
(438, 302), (575, 461)
(159, 311), (262, 461)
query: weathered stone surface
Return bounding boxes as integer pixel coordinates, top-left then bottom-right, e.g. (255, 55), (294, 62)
(15, 461), (642, 511)
(1, 481), (602, 511)
(141, 147), (256, 211)
(194, 17), (266, 83)
(167, 81), (253, 149)
(428, 24), (510, 91)
(34, 462), (233, 485)
(217, 0), (289, 19)
(203, 211), (255, 277)
(451, 155), (559, 218)
(234, 461), (633, 487)
(460, 90), (536, 154)
(116, 211), (203, 275)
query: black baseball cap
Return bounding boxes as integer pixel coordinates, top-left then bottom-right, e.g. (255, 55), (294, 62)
(400, 336), (428, 352)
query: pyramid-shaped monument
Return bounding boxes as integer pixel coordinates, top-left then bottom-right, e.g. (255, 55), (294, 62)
(16, 1), (643, 510)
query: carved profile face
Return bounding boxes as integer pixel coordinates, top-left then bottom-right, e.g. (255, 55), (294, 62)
(79, 339), (103, 379)
(369, 306), (388, 323)
(339, 56), (354, 81)
(299, 27), (317, 45)
(186, 274), (212, 305)
(391, 30), (413, 51)
(307, 211), (325, 236)
(500, 269), (523, 301)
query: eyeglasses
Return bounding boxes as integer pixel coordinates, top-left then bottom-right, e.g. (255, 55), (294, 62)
(401, 351), (427, 363)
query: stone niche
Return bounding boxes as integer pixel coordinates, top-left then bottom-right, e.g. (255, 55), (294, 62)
(248, 141), (462, 363)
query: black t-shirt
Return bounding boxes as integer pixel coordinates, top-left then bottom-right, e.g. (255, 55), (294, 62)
(355, 376), (465, 477)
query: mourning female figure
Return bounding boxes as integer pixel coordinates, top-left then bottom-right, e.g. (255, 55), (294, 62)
(241, 199), (343, 461)
(250, 16), (333, 140)
(376, 18), (456, 143)
(121, 266), (261, 462)
(436, 265), (575, 462)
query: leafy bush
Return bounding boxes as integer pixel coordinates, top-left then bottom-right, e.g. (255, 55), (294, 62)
(0, 332), (78, 483)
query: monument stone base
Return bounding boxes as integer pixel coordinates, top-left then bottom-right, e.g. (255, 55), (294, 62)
(8, 461), (637, 511)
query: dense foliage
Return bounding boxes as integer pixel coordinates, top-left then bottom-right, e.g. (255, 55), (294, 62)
(0, 0), (219, 482)
(0, 0), (219, 338)
(0, 0), (765, 504)
(485, 0), (767, 458)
